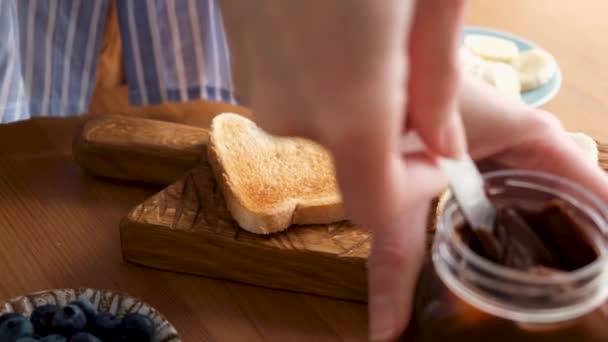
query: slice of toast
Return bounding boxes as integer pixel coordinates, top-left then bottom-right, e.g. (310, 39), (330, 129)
(208, 113), (344, 234)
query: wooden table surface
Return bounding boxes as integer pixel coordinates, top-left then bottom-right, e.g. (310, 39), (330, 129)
(1, 1), (607, 341)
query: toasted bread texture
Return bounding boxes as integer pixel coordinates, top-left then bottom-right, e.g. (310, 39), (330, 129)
(208, 113), (344, 234)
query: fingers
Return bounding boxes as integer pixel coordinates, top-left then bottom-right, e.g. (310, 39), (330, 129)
(329, 123), (447, 222)
(327, 124), (403, 227)
(407, 0), (467, 158)
(368, 201), (430, 341)
(458, 76), (608, 203)
(499, 116), (608, 204)
(458, 75), (540, 160)
(331, 139), (446, 341)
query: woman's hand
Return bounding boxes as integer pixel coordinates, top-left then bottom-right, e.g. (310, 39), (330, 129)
(377, 77), (608, 340)
(461, 77), (608, 199)
(217, 4), (465, 339)
(218, 0), (466, 225)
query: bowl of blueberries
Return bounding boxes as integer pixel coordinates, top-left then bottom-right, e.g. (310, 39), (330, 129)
(0, 288), (180, 341)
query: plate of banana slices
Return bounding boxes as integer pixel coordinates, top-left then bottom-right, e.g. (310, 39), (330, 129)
(460, 26), (562, 107)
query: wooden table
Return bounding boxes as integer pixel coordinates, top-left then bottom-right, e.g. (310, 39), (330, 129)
(1, 1), (607, 341)
(0, 117), (367, 341)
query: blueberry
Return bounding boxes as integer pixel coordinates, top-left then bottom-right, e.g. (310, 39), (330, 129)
(40, 335), (67, 342)
(0, 313), (23, 326)
(30, 304), (59, 336)
(51, 305), (86, 336)
(0, 315), (35, 340)
(118, 314), (155, 342)
(68, 333), (100, 342)
(68, 301), (96, 329)
(90, 313), (121, 341)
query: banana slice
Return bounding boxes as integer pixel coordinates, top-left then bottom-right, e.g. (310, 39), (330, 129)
(464, 34), (519, 63)
(459, 46), (486, 78)
(514, 48), (557, 91)
(481, 62), (521, 99)
(568, 132), (598, 164)
(459, 46), (475, 65)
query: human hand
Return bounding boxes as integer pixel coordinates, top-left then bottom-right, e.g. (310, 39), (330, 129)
(218, 0), (466, 222)
(461, 77), (608, 196)
(383, 77), (608, 340)
(217, 4), (466, 339)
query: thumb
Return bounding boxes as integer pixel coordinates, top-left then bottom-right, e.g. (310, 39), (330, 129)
(368, 201), (430, 341)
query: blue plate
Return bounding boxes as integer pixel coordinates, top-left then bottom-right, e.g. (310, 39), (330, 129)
(462, 26), (562, 108)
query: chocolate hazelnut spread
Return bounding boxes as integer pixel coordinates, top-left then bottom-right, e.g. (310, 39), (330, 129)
(460, 200), (598, 272)
(402, 172), (608, 342)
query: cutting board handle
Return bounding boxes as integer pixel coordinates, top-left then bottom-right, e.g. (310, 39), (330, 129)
(73, 115), (208, 185)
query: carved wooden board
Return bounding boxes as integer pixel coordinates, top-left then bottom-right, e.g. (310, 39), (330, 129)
(120, 159), (374, 301)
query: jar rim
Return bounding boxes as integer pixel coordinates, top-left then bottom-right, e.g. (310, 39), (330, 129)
(438, 169), (608, 284)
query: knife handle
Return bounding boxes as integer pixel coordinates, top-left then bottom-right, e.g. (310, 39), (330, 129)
(73, 115), (208, 185)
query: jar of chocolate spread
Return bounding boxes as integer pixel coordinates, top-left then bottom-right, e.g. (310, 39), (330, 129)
(403, 170), (608, 341)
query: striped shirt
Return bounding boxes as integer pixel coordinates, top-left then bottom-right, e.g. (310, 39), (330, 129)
(0, 0), (236, 123)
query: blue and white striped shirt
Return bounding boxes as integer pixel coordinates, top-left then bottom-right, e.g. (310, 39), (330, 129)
(0, 0), (236, 123)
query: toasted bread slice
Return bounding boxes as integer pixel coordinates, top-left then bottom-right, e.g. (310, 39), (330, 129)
(208, 113), (344, 234)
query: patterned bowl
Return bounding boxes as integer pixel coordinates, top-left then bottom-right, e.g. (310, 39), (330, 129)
(0, 288), (180, 342)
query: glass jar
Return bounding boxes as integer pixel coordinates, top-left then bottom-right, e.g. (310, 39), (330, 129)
(403, 170), (608, 341)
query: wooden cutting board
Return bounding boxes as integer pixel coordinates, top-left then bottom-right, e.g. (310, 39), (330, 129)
(74, 115), (372, 300)
(75, 115), (608, 302)
(120, 161), (374, 301)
